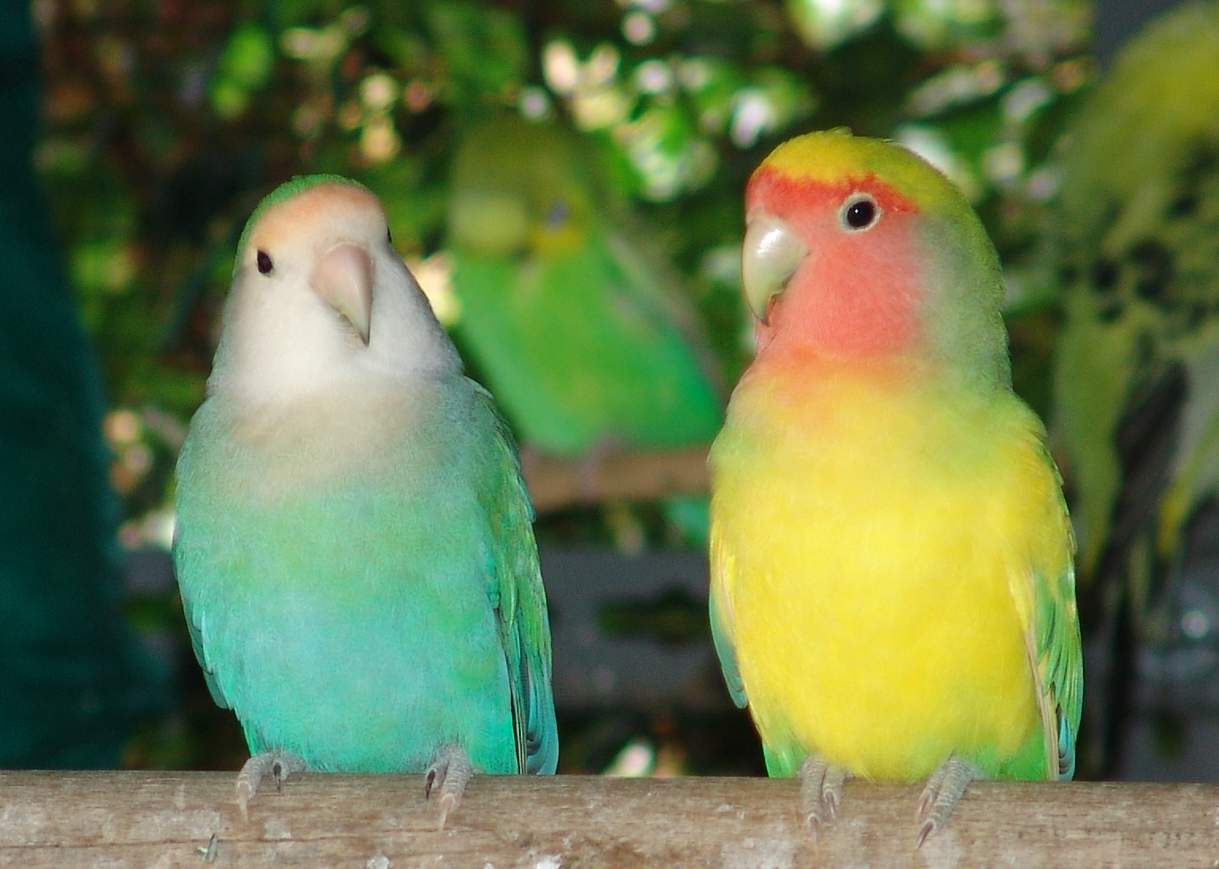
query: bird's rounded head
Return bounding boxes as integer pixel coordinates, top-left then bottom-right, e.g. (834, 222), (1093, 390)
(742, 130), (1009, 386)
(212, 175), (457, 404)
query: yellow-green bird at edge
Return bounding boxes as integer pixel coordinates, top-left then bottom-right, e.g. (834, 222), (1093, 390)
(708, 130), (1083, 845)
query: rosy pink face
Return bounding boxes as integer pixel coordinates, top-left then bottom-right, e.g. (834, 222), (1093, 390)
(744, 167), (924, 361)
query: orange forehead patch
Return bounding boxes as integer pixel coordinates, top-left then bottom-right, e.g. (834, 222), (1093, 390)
(249, 183), (384, 252)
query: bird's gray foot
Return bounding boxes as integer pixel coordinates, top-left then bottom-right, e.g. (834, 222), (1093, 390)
(799, 754), (849, 840)
(915, 755), (976, 847)
(424, 744), (473, 830)
(235, 750), (307, 821)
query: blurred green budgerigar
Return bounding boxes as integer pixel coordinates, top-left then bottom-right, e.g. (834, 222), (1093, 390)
(447, 114), (724, 456)
(1052, 0), (1219, 592)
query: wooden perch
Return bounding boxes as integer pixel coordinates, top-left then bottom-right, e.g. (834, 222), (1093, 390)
(522, 445), (710, 514)
(2, 772), (1216, 867)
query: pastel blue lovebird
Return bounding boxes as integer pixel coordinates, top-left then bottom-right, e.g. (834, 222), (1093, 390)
(173, 176), (558, 824)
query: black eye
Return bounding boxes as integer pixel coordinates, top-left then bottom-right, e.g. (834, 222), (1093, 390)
(386, 227), (393, 244)
(256, 250), (274, 275)
(843, 196), (878, 231)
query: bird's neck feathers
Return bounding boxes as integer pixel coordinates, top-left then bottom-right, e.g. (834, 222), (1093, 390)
(208, 259), (461, 408)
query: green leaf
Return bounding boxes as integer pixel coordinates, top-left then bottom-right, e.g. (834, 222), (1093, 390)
(427, 2), (527, 102)
(785, 0), (883, 49)
(209, 24), (274, 120)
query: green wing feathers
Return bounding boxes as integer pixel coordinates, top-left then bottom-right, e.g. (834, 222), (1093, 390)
(478, 386), (559, 774)
(1019, 447), (1084, 780)
(1031, 561), (1084, 780)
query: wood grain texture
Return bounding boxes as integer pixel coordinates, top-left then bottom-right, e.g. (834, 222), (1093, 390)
(1, 772), (1216, 867)
(522, 445), (709, 513)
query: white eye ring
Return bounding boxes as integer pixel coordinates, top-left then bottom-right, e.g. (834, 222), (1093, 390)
(840, 194), (881, 232)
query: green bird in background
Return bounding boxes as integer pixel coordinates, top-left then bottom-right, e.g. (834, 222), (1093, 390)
(173, 176), (557, 822)
(0, 1), (166, 768)
(1050, 1), (1219, 769)
(447, 114), (723, 457)
(1053, 0), (1219, 584)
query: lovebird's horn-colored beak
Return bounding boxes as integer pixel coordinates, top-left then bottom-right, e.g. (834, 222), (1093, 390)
(742, 214), (806, 324)
(312, 242), (374, 345)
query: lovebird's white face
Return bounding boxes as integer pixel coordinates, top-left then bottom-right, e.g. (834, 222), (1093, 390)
(210, 181), (458, 404)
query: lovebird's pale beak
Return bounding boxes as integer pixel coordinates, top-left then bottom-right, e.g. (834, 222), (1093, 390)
(312, 242), (374, 345)
(742, 214), (806, 324)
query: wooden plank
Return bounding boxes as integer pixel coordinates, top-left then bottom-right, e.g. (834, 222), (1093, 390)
(1, 772), (1216, 867)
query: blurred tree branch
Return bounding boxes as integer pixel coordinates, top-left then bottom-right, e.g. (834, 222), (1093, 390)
(523, 444), (710, 513)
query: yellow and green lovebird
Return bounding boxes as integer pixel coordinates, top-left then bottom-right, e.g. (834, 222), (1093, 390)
(708, 131), (1083, 844)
